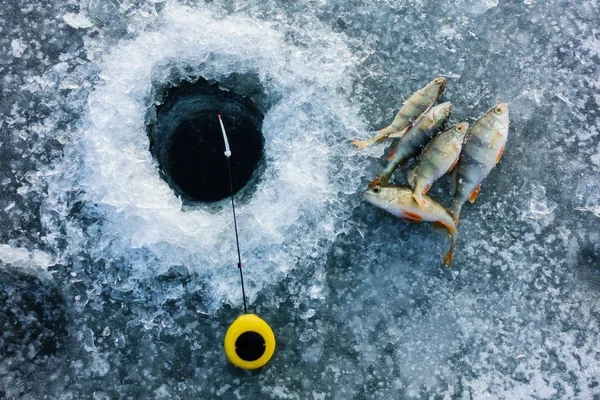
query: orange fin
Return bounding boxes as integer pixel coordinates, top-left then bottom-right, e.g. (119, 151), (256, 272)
(423, 184), (432, 195)
(468, 185), (480, 203)
(442, 235), (457, 267)
(401, 217), (421, 223)
(496, 145), (505, 164)
(413, 194), (428, 206)
(449, 156), (459, 172)
(350, 140), (370, 150)
(443, 247), (454, 267)
(436, 220), (457, 234)
(431, 221), (445, 230)
(404, 211), (423, 221)
(368, 175), (383, 188)
(387, 148), (397, 161)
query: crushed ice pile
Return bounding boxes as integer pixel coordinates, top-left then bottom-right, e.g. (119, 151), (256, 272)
(44, 5), (364, 309)
(0, 0), (599, 398)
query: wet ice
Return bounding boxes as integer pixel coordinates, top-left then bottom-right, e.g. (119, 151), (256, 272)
(1, 0), (600, 398)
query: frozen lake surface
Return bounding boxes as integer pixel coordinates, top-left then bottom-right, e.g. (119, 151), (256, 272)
(1, 0), (599, 398)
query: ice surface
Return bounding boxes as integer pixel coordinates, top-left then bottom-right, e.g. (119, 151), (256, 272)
(62, 12), (94, 29)
(523, 183), (559, 219)
(10, 39), (25, 58)
(573, 176), (600, 217)
(0, 0), (599, 398)
(43, 5), (364, 310)
(470, 0), (499, 14)
(0, 244), (54, 270)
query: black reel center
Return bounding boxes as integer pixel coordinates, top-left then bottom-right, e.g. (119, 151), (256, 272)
(234, 331), (266, 362)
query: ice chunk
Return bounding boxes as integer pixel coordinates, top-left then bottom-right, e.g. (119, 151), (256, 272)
(62, 13), (94, 29)
(524, 183), (558, 219)
(0, 244), (53, 269)
(470, 0), (499, 13)
(79, 327), (97, 352)
(10, 39), (26, 58)
(44, 4), (366, 310)
(573, 176), (600, 217)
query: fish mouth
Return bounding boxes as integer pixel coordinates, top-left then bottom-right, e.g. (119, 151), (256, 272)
(361, 188), (377, 205)
(434, 77), (447, 91)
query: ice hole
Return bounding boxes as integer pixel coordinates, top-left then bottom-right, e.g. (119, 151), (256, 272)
(149, 78), (265, 203)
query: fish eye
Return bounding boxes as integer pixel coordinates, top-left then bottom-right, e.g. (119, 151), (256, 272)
(434, 78), (443, 83)
(494, 106), (503, 114)
(456, 125), (463, 132)
(372, 186), (381, 193)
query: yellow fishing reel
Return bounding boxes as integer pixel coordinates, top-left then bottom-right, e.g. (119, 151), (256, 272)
(224, 314), (276, 369)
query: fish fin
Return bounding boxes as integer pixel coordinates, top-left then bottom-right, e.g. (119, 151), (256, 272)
(450, 168), (458, 196)
(423, 184), (432, 195)
(412, 184), (431, 206)
(449, 156), (459, 172)
(401, 217), (421, 223)
(431, 221), (445, 230)
(443, 245), (455, 268)
(404, 211), (423, 221)
(496, 145), (505, 164)
(412, 194), (428, 206)
(436, 220), (457, 234)
(487, 131), (503, 150)
(350, 139), (372, 150)
(442, 227), (458, 268)
(407, 168), (417, 188)
(468, 185), (481, 203)
(368, 175), (385, 188)
(387, 147), (397, 161)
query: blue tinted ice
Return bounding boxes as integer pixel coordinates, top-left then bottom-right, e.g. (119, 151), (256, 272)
(0, 0), (599, 398)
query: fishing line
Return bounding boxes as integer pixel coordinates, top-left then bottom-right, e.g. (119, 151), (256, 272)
(218, 114), (247, 314)
(219, 113), (276, 369)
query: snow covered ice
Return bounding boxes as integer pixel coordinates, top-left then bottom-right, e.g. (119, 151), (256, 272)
(1, 0), (599, 398)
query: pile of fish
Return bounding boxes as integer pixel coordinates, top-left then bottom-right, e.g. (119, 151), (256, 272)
(353, 77), (510, 266)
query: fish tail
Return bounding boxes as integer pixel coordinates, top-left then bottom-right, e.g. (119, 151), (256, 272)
(442, 227), (458, 267)
(443, 239), (456, 267)
(412, 191), (427, 206)
(350, 138), (374, 150)
(411, 181), (428, 206)
(351, 128), (395, 149)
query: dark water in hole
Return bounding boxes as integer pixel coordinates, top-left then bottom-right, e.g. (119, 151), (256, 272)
(149, 79), (264, 203)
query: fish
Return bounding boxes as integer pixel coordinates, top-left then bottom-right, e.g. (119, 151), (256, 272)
(369, 102), (452, 188)
(350, 77), (446, 149)
(362, 185), (458, 266)
(407, 122), (469, 206)
(448, 102), (509, 224)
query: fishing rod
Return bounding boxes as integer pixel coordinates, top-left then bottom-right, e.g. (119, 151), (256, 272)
(218, 114), (276, 370)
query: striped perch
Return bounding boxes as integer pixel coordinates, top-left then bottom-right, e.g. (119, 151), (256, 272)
(351, 77), (446, 149)
(362, 185), (458, 266)
(369, 102), (452, 188)
(448, 102), (509, 224)
(408, 122), (469, 206)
